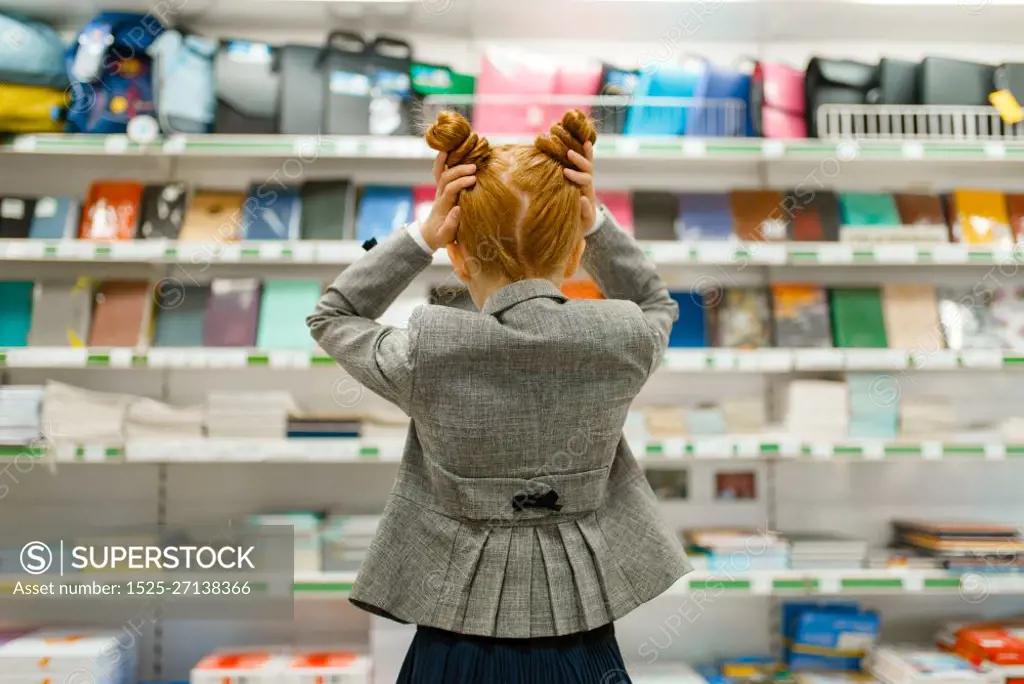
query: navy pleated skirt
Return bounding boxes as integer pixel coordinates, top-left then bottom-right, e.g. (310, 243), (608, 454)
(396, 623), (633, 684)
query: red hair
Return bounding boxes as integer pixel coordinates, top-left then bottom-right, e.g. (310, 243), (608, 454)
(425, 110), (598, 281)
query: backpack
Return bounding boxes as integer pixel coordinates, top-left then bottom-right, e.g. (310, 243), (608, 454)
(63, 12), (164, 134)
(0, 12), (67, 89)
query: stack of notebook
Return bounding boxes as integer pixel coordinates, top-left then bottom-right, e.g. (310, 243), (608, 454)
(784, 532), (868, 570)
(321, 515), (382, 572)
(125, 398), (205, 439)
(41, 382), (130, 443)
(0, 386), (43, 445)
(684, 528), (790, 572)
(286, 415), (361, 439)
(866, 548), (944, 570)
(848, 373), (899, 439)
(901, 397), (957, 438)
(205, 391), (297, 439)
(785, 380), (849, 439)
(868, 645), (1000, 684)
(892, 520), (1024, 573)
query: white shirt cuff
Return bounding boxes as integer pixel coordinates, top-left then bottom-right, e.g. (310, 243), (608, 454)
(584, 205), (606, 237)
(406, 221), (433, 254)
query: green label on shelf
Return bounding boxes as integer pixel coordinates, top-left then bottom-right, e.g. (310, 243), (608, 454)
(689, 579), (750, 591)
(646, 444), (664, 455)
(358, 447), (379, 459)
(241, 248), (260, 259)
(247, 355), (270, 366)
(923, 578), (962, 589)
(310, 356), (336, 367)
(293, 582), (353, 593)
(86, 355), (110, 366)
(841, 578), (902, 589)
(773, 579), (819, 590)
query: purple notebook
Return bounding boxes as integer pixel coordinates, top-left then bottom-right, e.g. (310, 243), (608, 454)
(203, 279), (262, 347)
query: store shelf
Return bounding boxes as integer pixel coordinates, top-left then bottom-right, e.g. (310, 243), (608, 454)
(289, 569), (1023, 598)
(4, 438), (1023, 463)
(3, 134), (1024, 165)
(1, 239), (1020, 267)
(3, 347), (1020, 372)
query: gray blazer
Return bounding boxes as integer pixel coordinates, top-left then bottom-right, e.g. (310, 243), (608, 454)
(307, 206), (692, 638)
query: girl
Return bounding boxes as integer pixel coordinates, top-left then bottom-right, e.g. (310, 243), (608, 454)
(308, 110), (691, 684)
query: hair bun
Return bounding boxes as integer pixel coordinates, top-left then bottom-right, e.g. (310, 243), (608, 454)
(535, 110), (598, 169)
(425, 111), (491, 167)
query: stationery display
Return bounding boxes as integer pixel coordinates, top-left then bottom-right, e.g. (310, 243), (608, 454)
(783, 602), (880, 671)
(205, 390), (297, 439)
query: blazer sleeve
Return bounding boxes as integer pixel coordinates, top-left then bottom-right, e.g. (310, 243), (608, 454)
(306, 228), (434, 413)
(582, 205), (679, 374)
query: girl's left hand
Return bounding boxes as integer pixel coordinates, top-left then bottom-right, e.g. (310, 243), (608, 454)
(564, 141), (598, 232)
(421, 151), (477, 251)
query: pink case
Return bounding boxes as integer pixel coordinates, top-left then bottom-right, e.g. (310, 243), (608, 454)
(551, 64), (603, 121)
(474, 49), (558, 135)
(598, 191), (634, 234)
(755, 62), (807, 139)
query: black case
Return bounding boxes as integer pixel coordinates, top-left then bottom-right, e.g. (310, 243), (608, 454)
(322, 31), (372, 136)
(0, 197), (36, 238)
(367, 36), (414, 136)
(278, 43), (326, 135)
(920, 57), (994, 106)
(870, 58), (920, 105)
(805, 58), (878, 137)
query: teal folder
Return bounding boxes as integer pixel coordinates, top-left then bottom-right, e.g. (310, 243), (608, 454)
(256, 280), (323, 349)
(839, 193), (901, 226)
(154, 286), (211, 347)
(0, 282), (34, 347)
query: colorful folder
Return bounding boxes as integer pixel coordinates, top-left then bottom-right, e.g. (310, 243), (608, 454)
(895, 194), (947, 227)
(676, 194), (734, 241)
(668, 291), (708, 347)
(731, 191), (787, 241)
(242, 185), (302, 240)
(771, 284), (833, 347)
(0, 198), (36, 238)
(204, 278), (262, 347)
(830, 288), (888, 348)
(300, 181), (351, 241)
(80, 180), (143, 240)
(256, 280), (323, 349)
(154, 285), (211, 347)
(29, 197), (80, 239)
(355, 186), (413, 242)
(180, 190), (244, 242)
(88, 281), (153, 347)
(839, 193), (901, 226)
(951, 189), (1013, 246)
(0, 281), (34, 347)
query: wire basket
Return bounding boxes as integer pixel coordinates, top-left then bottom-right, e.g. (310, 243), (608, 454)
(817, 104), (1024, 141)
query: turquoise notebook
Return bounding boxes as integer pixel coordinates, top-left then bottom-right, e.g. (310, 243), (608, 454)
(256, 280), (323, 349)
(0, 282), (34, 347)
(839, 193), (901, 226)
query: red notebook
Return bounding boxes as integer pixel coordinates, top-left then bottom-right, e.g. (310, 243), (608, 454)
(80, 180), (144, 240)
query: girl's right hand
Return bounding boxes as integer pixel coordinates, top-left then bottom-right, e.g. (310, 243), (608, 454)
(421, 151), (477, 252)
(564, 142), (598, 233)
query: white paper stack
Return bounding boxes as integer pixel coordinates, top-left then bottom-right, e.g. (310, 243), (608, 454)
(0, 628), (137, 684)
(722, 397), (767, 434)
(321, 515), (382, 572)
(125, 397), (206, 439)
(205, 391), (297, 439)
(41, 381), (130, 443)
(633, 663), (708, 684)
(785, 380), (849, 438)
(867, 645), (1001, 684)
(191, 647), (370, 684)
(902, 396), (957, 438)
(784, 531), (868, 569)
(0, 386), (43, 444)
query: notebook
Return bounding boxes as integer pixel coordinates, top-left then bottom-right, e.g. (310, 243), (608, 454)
(990, 286), (1024, 349)
(1006, 193), (1024, 240)
(597, 191), (634, 234)
(710, 288), (772, 348)
(88, 281), (153, 347)
(153, 285), (211, 347)
(632, 191), (679, 241)
(881, 284), (942, 350)
(28, 279), (94, 346)
(80, 180), (144, 240)
(256, 280), (322, 349)
(0, 198), (36, 238)
(0, 282), (34, 347)
(243, 185), (302, 240)
(204, 278), (262, 347)
(830, 288), (888, 348)
(180, 190), (245, 242)
(791, 191), (842, 241)
(895, 193), (948, 227)
(938, 287), (1001, 350)
(731, 191), (787, 241)
(29, 197), (80, 239)
(300, 181), (351, 240)
(772, 284), (833, 347)
(669, 291), (708, 347)
(676, 194), (734, 241)
(355, 186), (413, 242)
(839, 192), (901, 226)
(951, 189), (1013, 246)
(138, 183), (189, 240)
